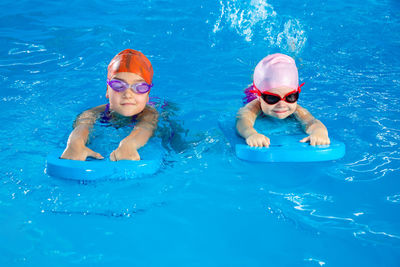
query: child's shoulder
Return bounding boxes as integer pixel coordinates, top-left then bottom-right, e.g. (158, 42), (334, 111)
(143, 104), (159, 115)
(145, 104), (158, 111)
(136, 105), (159, 121)
(88, 104), (108, 113)
(239, 98), (261, 113)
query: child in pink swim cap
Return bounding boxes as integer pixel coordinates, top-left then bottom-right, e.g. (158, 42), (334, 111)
(236, 53), (330, 147)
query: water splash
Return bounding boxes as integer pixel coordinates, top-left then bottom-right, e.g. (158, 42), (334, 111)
(213, 0), (277, 42)
(212, 0), (307, 53)
(275, 18), (307, 53)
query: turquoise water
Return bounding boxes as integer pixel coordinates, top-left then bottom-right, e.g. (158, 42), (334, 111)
(1, 0), (400, 266)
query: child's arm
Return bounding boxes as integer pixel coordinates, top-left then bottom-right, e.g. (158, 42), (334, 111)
(236, 99), (270, 147)
(110, 105), (159, 161)
(294, 105), (330, 146)
(60, 105), (106, 161)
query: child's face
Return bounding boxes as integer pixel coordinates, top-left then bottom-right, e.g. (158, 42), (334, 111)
(106, 72), (149, 117)
(259, 86), (297, 119)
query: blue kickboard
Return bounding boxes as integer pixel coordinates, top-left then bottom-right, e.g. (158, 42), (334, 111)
(45, 140), (164, 181)
(219, 120), (345, 163)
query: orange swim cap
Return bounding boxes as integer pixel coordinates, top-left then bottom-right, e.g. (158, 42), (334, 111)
(107, 49), (153, 84)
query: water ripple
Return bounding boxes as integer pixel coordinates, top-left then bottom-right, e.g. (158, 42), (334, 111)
(343, 151), (400, 181)
(8, 43), (47, 55)
(387, 194), (400, 203)
(354, 227), (400, 246)
(0, 42), (62, 77)
(268, 190), (400, 247)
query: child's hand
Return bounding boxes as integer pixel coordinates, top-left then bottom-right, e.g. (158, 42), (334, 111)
(61, 144), (104, 161)
(300, 129), (330, 146)
(246, 133), (270, 147)
(110, 139), (140, 161)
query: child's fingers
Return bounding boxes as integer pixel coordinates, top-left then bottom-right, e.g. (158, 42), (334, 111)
(325, 137), (331, 145)
(87, 148), (104, 159)
(315, 139), (323, 146)
(262, 137), (270, 147)
(247, 138), (257, 147)
(129, 151), (141, 161)
(246, 139), (253, 147)
(254, 137), (268, 147)
(256, 139), (263, 147)
(301, 135), (331, 146)
(110, 151), (117, 161)
(246, 135), (270, 147)
(300, 136), (310, 143)
(310, 138), (317, 146)
(94, 153), (104, 159)
(259, 139), (266, 147)
(253, 137), (262, 147)
(316, 138), (330, 146)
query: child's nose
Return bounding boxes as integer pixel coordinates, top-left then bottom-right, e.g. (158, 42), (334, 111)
(122, 88), (136, 99)
(275, 100), (286, 107)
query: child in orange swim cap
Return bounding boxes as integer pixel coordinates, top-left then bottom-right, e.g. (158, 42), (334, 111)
(236, 53), (330, 147)
(61, 49), (158, 161)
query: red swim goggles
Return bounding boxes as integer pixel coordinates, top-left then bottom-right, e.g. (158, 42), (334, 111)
(250, 82), (305, 105)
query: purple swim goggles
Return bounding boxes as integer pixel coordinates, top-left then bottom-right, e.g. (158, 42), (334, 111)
(107, 79), (153, 94)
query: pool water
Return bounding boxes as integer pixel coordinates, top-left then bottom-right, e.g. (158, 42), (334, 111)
(1, 0), (400, 266)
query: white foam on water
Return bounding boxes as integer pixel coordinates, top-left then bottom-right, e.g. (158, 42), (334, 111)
(212, 0), (307, 53)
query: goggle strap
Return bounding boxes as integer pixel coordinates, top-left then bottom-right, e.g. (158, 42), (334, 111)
(248, 89), (261, 96)
(298, 82), (305, 92)
(251, 82), (262, 96)
(253, 81), (305, 94)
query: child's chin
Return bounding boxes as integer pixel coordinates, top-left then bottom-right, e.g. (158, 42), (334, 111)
(273, 112), (291, 119)
(118, 106), (146, 117)
(118, 110), (139, 117)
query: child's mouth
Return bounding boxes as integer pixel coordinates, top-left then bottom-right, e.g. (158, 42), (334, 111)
(273, 110), (288, 114)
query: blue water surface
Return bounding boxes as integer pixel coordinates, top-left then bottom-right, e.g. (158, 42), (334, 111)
(1, 0), (400, 266)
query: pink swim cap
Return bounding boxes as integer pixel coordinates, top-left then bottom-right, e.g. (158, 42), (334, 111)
(253, 53), (299, 92)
